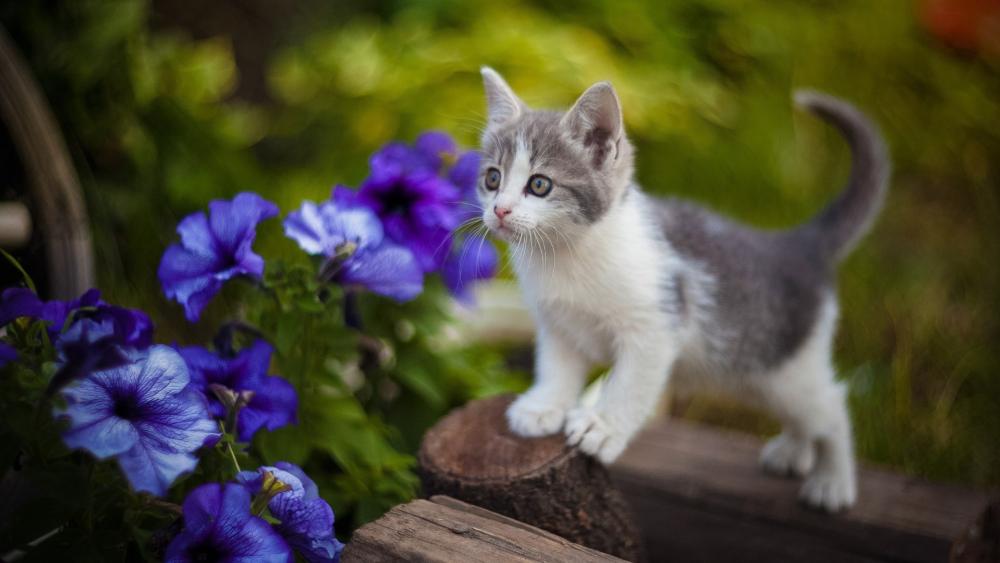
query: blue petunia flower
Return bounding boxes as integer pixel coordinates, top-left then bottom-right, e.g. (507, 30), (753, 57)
(165, 483), (293, 563)
(158, 192), (279, 322)
(54, 345), (219, 496)
(284, 190), (423, 302)
(0, 287), (152, 345)
(177, 340), (297, 443)
(357, 133), (461, 272)
(237, 462), (345, 562)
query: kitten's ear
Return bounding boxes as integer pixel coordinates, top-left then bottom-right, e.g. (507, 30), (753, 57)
(481, 67), (524, 127)
(561, 82), (624, 164)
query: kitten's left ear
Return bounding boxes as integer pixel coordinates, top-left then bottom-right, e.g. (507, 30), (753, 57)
(561, 82), (624, 164)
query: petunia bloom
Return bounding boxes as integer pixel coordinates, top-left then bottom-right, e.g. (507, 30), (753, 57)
(165, 483), (292, 563)
(177, 340), (297, 443)
(0, 287), (152, 347)
(54, 345), (219, 496)
(158, 192), (279, 322)
(357, 133), (461, 271)
(284, 191), (423, 302)
(237, 462), (344, 563)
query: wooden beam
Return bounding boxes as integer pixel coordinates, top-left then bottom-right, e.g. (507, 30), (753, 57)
(611, 418), (997, 562)
(342, 496), (626, 562)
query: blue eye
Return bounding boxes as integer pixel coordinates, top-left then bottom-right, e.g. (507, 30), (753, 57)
(526, 175), (553, 197)
(484, 168), (501, 190)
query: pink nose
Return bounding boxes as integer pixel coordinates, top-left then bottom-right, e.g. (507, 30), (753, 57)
(494, 205), (512, 220)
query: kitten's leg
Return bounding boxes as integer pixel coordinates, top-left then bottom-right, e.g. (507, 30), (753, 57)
(506, 327), (588, 437)
(798, 378), (856, 511)
(761, 354), (856, 511)
(565, 329), (677, 463)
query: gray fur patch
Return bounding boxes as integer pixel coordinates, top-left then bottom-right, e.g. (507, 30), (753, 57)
(653, 199), (834, 374)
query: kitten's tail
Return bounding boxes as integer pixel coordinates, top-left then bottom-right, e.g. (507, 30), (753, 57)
(794, 90), (891, 263)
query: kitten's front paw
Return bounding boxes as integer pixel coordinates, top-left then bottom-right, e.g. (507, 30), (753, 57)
(760, 433), (815, 478)
(799, 471), (857, 512)
(564, 408), (628, 464)
(506, 394), (569, 438)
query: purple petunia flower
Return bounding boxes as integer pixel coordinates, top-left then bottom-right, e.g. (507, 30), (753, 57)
(165, 483), (293, 563)
(357, 133), (461, 271)
(158, 192), (279, 322)
(177, 340), (297, 443)
(54, 345), (219, 496)
(284, 191), (423, 302)
(0, 287), (152, 346)
(237, 462), (345, 562)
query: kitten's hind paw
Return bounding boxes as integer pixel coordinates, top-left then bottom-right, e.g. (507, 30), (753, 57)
(506, 394), (568, 437)
(799, 471), (857, 512)
(760, 433), (815, 478)
(565, 408), (628, 464)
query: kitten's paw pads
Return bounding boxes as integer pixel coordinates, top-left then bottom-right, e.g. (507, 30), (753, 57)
(760, 433), (815, 478)
(799, 472), (857, 512)
(506, 395), (568, 438)
(564, 408), (628, 464)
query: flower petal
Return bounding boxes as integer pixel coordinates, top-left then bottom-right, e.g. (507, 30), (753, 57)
(283, 201), (331, 256)
(414, 130), (457, 170)
(339, 243), (424, 302)
(236, 374), (298, 442)
(442, 235), (499, 304)
(0, 287), (43, 327)
(166, 483), (293, 563)
(209, 193), (279, 255)
(133, 345), (192, 402)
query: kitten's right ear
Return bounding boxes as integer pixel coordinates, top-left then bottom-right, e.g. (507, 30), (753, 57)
(481, 67), (524, 127)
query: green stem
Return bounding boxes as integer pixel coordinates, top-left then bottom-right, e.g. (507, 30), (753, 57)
(219, 421), (242, 474)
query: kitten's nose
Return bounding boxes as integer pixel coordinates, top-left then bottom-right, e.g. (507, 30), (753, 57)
(494, 205), (512, 220)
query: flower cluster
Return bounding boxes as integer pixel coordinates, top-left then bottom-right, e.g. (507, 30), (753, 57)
(0, 130), (493, 560)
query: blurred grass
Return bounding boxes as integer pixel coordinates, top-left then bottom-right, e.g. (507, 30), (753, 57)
(2, 0), (998, 487)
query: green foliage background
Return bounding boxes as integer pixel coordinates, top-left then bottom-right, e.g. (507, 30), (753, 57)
(2, 0), (998, 534)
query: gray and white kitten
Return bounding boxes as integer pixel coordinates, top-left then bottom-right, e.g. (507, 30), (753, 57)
(475, 67), (889, 512)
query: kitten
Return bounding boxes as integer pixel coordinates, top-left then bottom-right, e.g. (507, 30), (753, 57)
(475, 67), (889, 512)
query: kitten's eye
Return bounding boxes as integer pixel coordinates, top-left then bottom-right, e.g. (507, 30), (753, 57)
(484, 167), (502, 191)
(526, 175), (553, 197)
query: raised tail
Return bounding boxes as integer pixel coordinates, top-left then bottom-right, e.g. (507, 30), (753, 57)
(794, 90), (891, 262)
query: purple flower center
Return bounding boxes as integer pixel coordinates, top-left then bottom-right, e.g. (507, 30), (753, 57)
(380, 184), (418, 215)
(112, 395), (141, 420)
(185, 541), (226, 562)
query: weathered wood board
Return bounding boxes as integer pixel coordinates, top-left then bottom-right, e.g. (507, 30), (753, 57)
(342, 496), (626, 562)
(611, 418), (997, 562)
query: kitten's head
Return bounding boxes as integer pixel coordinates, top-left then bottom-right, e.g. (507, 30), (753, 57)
(476, 67), (634, 244)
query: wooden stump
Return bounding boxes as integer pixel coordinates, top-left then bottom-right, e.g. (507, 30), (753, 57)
(418, 394), (645, 562)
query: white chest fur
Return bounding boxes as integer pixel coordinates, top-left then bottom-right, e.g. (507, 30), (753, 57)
(512, 193), (677, 362)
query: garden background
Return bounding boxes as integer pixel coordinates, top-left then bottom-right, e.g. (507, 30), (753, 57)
(2, 0), (999, 538)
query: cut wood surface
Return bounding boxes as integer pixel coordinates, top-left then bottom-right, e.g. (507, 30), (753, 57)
(418, 394), (644, 561)
(341, 496), (626, 563)
(611, 418), (998, 562)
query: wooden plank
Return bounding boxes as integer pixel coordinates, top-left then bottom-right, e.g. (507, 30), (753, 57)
(611, 418), (996, 562)
(342, 497), (627, 563)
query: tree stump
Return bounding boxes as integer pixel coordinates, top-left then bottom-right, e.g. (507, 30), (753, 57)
(418, 394), (645, 562)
